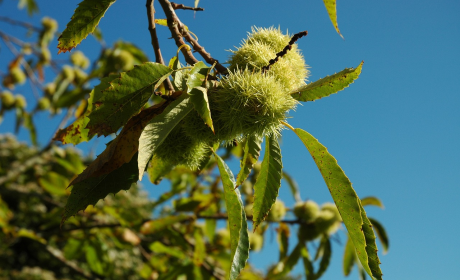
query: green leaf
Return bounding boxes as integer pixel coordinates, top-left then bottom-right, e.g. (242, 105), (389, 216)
(252, 135), (283, 230)
(57, 0), (116, 53)
(343, 236), (357, 276)
(62, 152), (138, 224)
(149, 241), (187, 259)
(361, 196), (384, 209)
(63, 238), (85, 260)
(38, 171), (69, 196)
(369, 217), (389, 254)
(277, 223), (289, 261)
(271, 242), (302, 279)
(147, 154), (175, 184)
(300, 244), (315, 280)
(53, 74), (117, 144)
(292, 61), (363, 102)
(315, 236), (332, 279)
(236, 135), (263, 186)
(186, 61), (209, 92)
(23, 112), (37, 146)
(322, 0), (343, 38)
(18, 0), (39, 15)
(85, 242), (106, 275)
(193, 230), (206, 266)
(140, 214), (190, 235)
(282, 171), (301, 202)
(291, 128), (382, 280)
(138, 94), (193, 180)
(87, 62), (173, 136)
(213, 152), (249, 280)
(189, 86), (214, 132)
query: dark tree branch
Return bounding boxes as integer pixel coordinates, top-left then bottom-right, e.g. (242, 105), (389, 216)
(157, 0), (228, 74)
(171, 2), (204, 11)
(262, 30), (308, 73)
(146, 0), (174, 93)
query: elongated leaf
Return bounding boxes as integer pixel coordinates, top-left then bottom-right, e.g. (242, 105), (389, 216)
(213, 152), (249, 280)
(54, 74), (117, 145)
(300, 244), (315, 280)
(193, 230), (206, 266)
(292, 62), (363, 102)
(361, 196), (384, 209)
(189, 86), (214, 132)
(368, 218), (389, 254)
(186, 61), (209, 92)
(149, 241), (187, 259)
(69, 102), (171, 187)
(277, 223), (289, 261)
(140, 214), (190, 235)
(87, 62), (173, 136)
(38, 171), (68, 196)
(252, 135), (282, 230)
(147, 154), (175, 184)
(138, 94), (193, 180)
(236, 135), (263, 186)
(322, 0), (343, 38)
(271, 242), (302, 279)
(315, 236), (332, 279)
(58, 0), (116, 53)
(282, 171), (301, 202)
(343, 236), (357, 276)
(62, 152), (138, 224)
(291, 128), (382, 280)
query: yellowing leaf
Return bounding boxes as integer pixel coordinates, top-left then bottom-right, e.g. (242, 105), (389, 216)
(322, 0), (343, 38)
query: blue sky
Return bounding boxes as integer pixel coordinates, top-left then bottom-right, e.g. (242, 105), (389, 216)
(1, 0), (460, 279)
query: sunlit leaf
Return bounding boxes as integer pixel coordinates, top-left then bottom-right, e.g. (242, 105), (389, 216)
(322, 0), (343, 38)
(343, 235), (357, 276)
(236, 135), (263, 186)
(87, 62), (173, 136)
(252, 135), (282, 230)
(58, 0), (116, 53)
(361, 196), (384, 209)
(138, 94), (193, 180)
(62, 152), (138, 224)
(186, 61), (209, 92)
(149, 241), (187, 259)
(292, 61), (363, 102)
(85, 242), (106, 275)
(38, 171), (68, 196)
(18, 0), (39, 15)
(141, 214), (190, 235)
(189, 86), (214, 132)
(369, 217), (389, 254)
(17, 228), (46, 244)
(315, 236), (332, 279)
(213, 152), (249, 280)
(193, 230), (206, 266)
(291, 127), (382, 280)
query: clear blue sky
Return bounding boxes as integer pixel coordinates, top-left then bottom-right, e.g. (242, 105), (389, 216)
(1, 0), (459, 279)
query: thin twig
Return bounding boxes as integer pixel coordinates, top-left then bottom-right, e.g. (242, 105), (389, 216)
(171, 2), (204, 11)
(0, 16), (41, 32)
(158, 0), (228, 74)
(262, 30), (308, 73)
(146, 0), (173, 93)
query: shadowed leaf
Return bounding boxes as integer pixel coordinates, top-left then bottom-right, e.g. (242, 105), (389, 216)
(138, 94), (193, 180)
(58, 0), (116, 53)
(277, 222), (289, 261)
(147, 154), (175, 184)
(236, 135), (263, 186)
(253, 135), (282, 230)
(369, 217), (389, 254)
(292, 61), (363, 102)
(315, 236), (332, 279)
(301, 244), (315, 280)
(322, 0), (343, 38)
(62, 152), (138, 224)
(87, 62), (172, 136)
(291, 128), (382, 280)
(189, 86), (214, 132)
(213, 152), (249, 280)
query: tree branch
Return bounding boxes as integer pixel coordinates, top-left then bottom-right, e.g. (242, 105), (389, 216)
(0, 16), (41, 32)
(157, 0), (228, 74)
(171, 2), (204, 11)
(146, 0), (173, 93)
